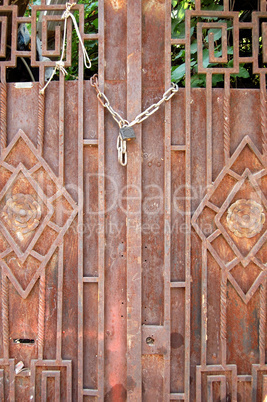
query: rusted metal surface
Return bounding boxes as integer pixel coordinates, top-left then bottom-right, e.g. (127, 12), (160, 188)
(185, 2), (267, 400)
(0, 0), (266, 401)
(126, 0), (142, 400)
(0, 82), (79, 400)
(190, 89), (267, 402)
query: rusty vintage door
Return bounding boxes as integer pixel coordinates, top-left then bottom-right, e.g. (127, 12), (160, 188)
(0, 0), (267, 400)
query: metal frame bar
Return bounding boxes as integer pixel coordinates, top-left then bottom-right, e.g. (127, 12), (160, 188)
(126, 0), (142, 399)
(164, 0), (172, 398)
(97, 0), (105, 398)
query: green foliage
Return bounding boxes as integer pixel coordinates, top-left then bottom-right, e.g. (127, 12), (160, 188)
(23, 0), (262, 86)
(24, 0), (98, 80)
(171, 0), (259, 87)
(67, 0), (98, 80)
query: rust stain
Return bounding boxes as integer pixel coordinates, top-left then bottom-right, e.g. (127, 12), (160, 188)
(110, 0), (124, 11)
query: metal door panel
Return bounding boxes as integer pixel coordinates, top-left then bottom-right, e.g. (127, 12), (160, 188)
(0, 1), (266, 400)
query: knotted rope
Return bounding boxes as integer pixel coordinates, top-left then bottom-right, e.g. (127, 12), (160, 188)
(40, 2), (91, 94)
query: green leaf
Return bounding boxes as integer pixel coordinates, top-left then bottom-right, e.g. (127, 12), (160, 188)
(177, 4), (186, 23)
(191, 74), (206, 87)
(171, 61), (195, 82)
(232, 66), (250, 78)
(205, 28), (222, 42)
(172, 20), (194, 39)
(92, 18), (98, 29)
(190, 41), (198, 54)
(172, 21), (185, 38)
(171, 63), (186, 82)
(174, 49), (186, 60)
(228, 59), (250, 78)
(212, 74), (224, 85)
(214, 49), (222, 58)
(202, 48), (211, 68)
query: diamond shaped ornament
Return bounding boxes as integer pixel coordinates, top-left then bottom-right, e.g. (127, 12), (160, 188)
(192, 136), (267, 302)
(0, 130), (78, 298)
(0, 164), (53, 260)
(215, 169), (267, 267)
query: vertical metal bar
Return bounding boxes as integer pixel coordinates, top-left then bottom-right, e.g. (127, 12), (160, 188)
(37, 69), (45, 155)
(77, 5), (85, 400)
(223, 72), (231, 163)
(224, 0), (229, 11)
(56, 244), (64, 362)
(261, 0), (267, 11)
(259, 282), (266, 366)
(126, 0), (142, 399)
(37, 90), (45, 155)
(59, 72), (65, 186)
(206, 72), (212, 187)
(38, 273), (46, 360)
(104, 0), (128, 393)
(184, 10), (191, 402)
(260, 73), (267, 157)
(41, 374), (47, 402)
(0, 68), (7, 154)
(195, 0), (201, 11)
(201, 244), (207, 367)
(220, 271), (227, 366)
(164, 0), (172, 397)
(54, 373), (61, 401)
(104, 0), (127, 397)
(97, 0), (105, 399)
(2, 274), (9, 361)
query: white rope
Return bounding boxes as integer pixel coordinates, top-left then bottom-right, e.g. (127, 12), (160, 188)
(62, 3), (91, 69)
(40, 2), (91, 95)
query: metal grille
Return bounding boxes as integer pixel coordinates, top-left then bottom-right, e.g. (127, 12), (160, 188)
(0, 0), (266, 400)
(182, 1), (267, 400)
(0, 1), (103, 400)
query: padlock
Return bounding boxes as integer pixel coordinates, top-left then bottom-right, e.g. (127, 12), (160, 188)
(119, 126), (136, 141)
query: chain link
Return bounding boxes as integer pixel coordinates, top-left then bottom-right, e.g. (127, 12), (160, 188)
(90, 74), (178, 129)
(90, 74), (178, 166)
(117, 134), (127, 166)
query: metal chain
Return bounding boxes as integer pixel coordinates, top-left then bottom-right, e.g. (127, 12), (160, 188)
(128, 85), (179, 126)
(117, 134), (127, 166)
(90, 74), (179, 165)
(90, 74), (178, 128)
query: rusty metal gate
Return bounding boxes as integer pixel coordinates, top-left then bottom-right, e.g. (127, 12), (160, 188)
(0, 0), (266, 400)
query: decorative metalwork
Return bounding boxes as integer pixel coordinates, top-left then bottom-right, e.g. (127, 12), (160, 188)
(0, 0), (265, 400)
(0, 128), (78, 295)
(0, 1), (94, 398)
(193, 135), (267, 298)
(2, 193), (42, 237)
(0, 128), (77, 399)
(226, 199), (265, 238)
(192, 135), (267, 399)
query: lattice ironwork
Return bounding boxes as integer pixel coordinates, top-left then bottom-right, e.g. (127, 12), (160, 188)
(0, 1), (102, 400)
(0, 0), (265, 400)
(185, 2), (267, 401)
